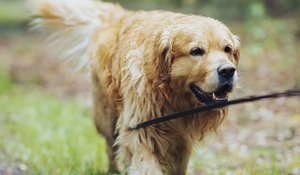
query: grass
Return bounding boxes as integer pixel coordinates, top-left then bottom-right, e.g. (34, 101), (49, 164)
(190, 145), (300, 175)
(0, 67), (108, 175)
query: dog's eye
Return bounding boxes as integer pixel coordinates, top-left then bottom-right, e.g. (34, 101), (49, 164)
(224, 45), (232, 53)
(190, 47), (205, 56)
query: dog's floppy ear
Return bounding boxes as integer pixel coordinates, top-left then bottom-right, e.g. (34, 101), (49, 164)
(155, 31), (174, 88)
(233, 35), (240, 65)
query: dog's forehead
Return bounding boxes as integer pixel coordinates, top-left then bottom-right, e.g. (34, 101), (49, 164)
(191, 20), (231, 40)
(169, 17), (231, 37)
(172, 25), (233, 48)
(161, 16), (235, 49)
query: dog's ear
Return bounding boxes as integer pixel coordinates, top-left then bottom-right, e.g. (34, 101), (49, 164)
(155, 31), (174, 89)
(233, 35), (240, 65)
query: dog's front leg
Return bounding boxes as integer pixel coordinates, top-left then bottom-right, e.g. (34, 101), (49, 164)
(128, 145), (164, 175)
(117, 129), (165, 175)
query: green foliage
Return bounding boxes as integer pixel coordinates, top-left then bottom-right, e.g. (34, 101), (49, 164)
(241, 16), (298, 74)
(107, 0), (299, 21)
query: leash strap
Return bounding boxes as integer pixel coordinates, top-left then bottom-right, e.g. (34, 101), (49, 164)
(133, 90), (300, 129)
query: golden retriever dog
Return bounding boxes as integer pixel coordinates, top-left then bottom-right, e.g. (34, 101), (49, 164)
(30, 0), (240, 174)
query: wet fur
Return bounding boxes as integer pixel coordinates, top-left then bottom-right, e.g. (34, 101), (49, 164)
(30, 0), (240, 174)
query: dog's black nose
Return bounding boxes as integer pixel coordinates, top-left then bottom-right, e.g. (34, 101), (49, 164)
(217, 64), (236, 79)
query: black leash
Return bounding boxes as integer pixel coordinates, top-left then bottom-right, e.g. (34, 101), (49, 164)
(133, 90), (300, 129)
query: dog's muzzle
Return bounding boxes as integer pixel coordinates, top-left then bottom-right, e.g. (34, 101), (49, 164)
(190, 63), (236, 105)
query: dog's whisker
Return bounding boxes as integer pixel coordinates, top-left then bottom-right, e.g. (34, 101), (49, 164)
(235, 81), (248, 95)
(237, 71), (248, 75)
(237, 73), (248, 79)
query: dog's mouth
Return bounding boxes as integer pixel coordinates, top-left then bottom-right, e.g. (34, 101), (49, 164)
(190, 83), (233, 105)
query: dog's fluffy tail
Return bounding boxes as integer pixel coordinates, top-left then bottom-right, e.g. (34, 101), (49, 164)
(29, 0), (125, 69)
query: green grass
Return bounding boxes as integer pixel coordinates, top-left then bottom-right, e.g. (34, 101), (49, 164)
(0, 67), (108, 175)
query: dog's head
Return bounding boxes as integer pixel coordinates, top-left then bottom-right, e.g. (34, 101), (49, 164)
(156, 17), (240, 104)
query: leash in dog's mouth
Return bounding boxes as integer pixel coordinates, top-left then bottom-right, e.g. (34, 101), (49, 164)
(132, 85), (300, 130)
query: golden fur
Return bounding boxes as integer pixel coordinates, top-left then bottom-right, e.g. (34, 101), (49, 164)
(30, 0), (240, 174)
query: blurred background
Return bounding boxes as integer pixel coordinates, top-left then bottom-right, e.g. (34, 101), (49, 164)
(0, 0), (299, 174)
